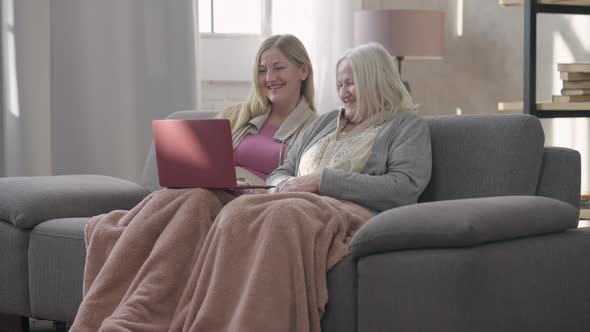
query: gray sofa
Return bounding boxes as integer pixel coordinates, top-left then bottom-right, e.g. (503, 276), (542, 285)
(1, 112), (589, 332)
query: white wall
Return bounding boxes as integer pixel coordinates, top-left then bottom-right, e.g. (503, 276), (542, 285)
(200, 81), (251, 112)
(200, 35), (262, 81)
(198, 35), (259, 113)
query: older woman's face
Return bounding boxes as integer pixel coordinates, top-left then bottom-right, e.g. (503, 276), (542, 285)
(258, 47), (307, 106)
(337, 59), (358, 122)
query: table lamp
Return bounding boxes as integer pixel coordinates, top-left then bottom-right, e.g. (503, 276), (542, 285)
(353, 9), (445, 87)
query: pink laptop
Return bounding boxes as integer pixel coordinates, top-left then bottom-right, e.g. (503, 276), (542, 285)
(152, 119), (275, 189)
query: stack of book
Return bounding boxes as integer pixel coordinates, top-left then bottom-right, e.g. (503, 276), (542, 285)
(554, 63), (590, 103)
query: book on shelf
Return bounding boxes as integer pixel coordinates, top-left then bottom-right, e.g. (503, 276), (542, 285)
(560, 72), (590, 81)
(538, 101), (590, 110)
(553, 95), (590, 102)
(562, 88), (590, 95)
(558, 63), (590, 73)
(563, 80), (590, 89)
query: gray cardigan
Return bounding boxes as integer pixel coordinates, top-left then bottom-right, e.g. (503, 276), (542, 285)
(267, 109), (432, 212)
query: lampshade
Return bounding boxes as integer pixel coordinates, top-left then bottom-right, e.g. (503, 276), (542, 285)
(353, 9), (445, 59)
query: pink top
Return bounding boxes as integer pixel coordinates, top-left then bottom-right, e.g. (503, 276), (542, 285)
(234, 121), (286, 180)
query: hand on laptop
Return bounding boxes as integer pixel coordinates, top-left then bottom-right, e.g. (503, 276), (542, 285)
(232, 178), (256, 195)
(233, 188), (256, 195)
(278, 175), (320, 193)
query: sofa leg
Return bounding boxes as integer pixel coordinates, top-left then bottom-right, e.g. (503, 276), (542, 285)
(53, 321), (67, 332)
(0, 314), (29, 332)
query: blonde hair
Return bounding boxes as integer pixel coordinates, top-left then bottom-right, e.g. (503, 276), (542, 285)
(336, 42), (417, 123)
(218, 34), (315, 132)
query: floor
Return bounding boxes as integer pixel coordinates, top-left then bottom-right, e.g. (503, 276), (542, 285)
(29, 319), (69, 332)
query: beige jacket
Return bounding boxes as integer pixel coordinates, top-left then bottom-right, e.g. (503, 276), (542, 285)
(232, 97), (316, 168)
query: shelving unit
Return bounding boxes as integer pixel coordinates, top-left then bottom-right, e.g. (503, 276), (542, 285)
(499, 101), (590, 112)
(524, 0), (590, 117)
(499, 0), (590, 117)
(500, 1), (590, 221)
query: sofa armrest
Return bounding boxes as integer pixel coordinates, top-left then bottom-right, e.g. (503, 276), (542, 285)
(350, 195), (579, 258)
(0, 175), (150, 230)
(536, 146), (581, 208)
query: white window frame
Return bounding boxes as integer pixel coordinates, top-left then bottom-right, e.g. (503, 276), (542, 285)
(199, 0), (271, 37)
(199, 0), (272, 82)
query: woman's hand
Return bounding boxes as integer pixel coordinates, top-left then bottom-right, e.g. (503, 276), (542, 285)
(229, 178), (257, 195)
(231, 188), (256, 196)
(279, 174), (320, 193)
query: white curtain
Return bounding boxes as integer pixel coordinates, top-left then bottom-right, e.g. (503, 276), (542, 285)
(272, 0), (362, 114)
(1, 0), (199, 182)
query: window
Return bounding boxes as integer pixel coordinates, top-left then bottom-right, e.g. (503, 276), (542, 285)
(198, 0), (270, 35)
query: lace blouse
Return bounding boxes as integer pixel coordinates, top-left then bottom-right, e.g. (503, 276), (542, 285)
(298, 110), (386, 176)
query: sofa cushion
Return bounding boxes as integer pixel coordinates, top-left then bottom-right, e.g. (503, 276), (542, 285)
(420, 114), (544, 202)
(0, 175), (149, 230)
(28, 218), (89, 322)
(0, 222), (31, 316)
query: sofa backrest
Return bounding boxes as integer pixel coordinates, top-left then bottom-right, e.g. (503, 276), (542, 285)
(142, 112), (576, 207)
(140, 110), (218, 192)
(418, 114), (545, 202)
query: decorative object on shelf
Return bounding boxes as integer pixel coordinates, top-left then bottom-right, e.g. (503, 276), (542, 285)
(558, 62), (590, 72)
(499, 0), (590, 118)
(560, 72), (590, 81)
(353, 9), (445, 91)
(523, 3), (590, 117)
(561, 88), (590, 95)
(498, 62), (590, 112)
(553, 95), (590, 102)
(553, 62), (590, 102)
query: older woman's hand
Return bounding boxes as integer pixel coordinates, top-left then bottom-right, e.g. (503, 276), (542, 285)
(279, 174), (320, 193)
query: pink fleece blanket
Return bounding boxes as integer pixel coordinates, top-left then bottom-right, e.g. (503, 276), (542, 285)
(71, 189), (374, 332)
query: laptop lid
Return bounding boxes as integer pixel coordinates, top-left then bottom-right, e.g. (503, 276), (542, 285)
(152, 119), (240, 189)
(152, 119), (275, 190)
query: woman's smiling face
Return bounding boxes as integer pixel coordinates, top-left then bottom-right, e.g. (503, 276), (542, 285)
(337, 58), (358, 122)
(258, 47), (307, 105)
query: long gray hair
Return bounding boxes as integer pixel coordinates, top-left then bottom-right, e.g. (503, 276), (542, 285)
(337, 42), (417, 122)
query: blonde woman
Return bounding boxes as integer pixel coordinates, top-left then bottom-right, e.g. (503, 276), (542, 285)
(219, 34), (317, 184)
